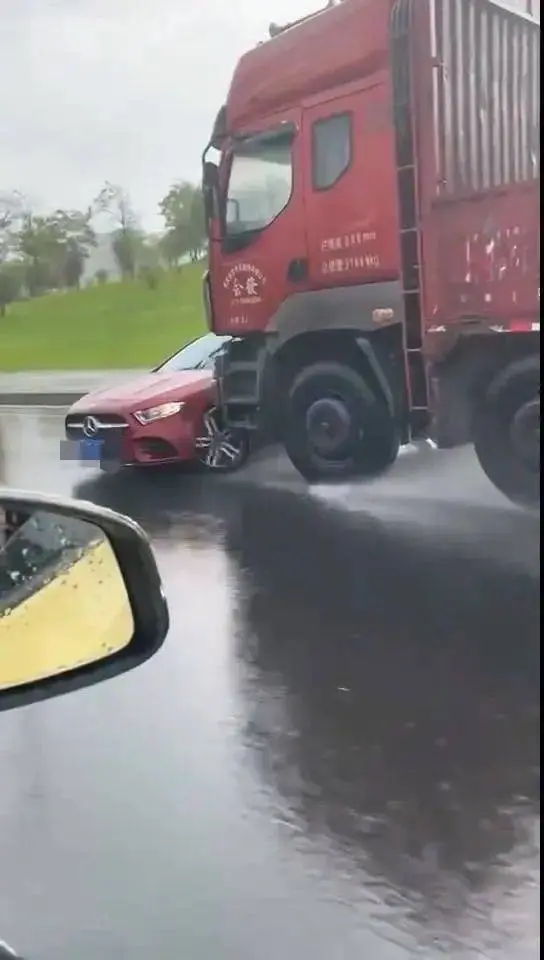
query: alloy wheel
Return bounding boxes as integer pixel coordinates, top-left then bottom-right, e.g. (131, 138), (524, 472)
(194, 408), (247, 471)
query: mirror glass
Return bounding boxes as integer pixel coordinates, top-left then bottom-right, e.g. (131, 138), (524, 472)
(0, 505), (134, 691)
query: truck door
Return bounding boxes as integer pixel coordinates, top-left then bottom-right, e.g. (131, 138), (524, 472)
(302, 87), (400, 290)
(210, 109), (308, 335)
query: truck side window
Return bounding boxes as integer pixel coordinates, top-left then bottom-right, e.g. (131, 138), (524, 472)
(312, 113), (352, 190)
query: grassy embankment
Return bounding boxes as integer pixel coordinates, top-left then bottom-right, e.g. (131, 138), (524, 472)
(0, 265), (207, 371)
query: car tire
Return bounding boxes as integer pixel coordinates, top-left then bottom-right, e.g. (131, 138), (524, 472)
(284, 361), (400, 483)
(473, 356), (540, 510)
(194, 407), (250, 473)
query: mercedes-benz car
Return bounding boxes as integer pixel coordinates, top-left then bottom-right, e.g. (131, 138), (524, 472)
(64, 334), (249, 473)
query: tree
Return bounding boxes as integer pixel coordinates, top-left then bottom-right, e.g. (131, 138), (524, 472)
(0, 262), (24, 317)
(159, 181), (205, 266)
(94, 182), (142, 279)
(0, 193), (25, 313)
(111, 230), (138, 277)
(49, 209), (96, 289)
(0, 190), (24, 234)
(158, 226), (184, 270)
(138, 234), (161, 270)
(137, 236), (162, 290)
(16, 207), (96, 295)
(139, 265), (159, 290)
(0, 191), (24, 266)
(63, 241), (85, 289)
(16, 213), (60, 295)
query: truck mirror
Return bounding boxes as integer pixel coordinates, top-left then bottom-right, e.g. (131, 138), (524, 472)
(202, 161), (219, 227)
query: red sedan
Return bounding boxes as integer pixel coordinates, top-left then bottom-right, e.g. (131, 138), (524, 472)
(64, 334), (249, 473)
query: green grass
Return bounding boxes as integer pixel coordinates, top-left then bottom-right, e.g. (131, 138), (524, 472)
(0, 266), (207, 371)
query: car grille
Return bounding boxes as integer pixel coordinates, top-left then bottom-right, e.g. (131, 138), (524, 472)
(65, 412), (128, 441)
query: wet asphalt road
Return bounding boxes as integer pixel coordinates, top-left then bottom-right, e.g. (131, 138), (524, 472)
(0, 407), (540, 960)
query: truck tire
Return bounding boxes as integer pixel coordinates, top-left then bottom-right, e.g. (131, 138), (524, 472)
(473, 356), (540, 510)
(283, 361), (400, 482)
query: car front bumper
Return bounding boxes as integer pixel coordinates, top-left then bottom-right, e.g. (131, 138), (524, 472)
(64, 410), (201, 466)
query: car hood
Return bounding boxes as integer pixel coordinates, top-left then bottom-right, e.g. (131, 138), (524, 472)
(69, 370), (214, 413)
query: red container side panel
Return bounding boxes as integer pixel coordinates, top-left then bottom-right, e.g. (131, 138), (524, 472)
(415, 0), (540, 330)
(432, 0), (539, 195)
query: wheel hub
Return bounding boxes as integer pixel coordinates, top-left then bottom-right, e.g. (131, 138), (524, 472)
(194, 410), (244, 469)
(306, 398), (353, 456)
(509, 397), (540, 469)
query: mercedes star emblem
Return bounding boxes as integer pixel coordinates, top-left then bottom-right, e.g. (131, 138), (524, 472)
(83, 415), (99, 438)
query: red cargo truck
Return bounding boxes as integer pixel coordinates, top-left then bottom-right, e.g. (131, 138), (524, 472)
(202, 0), (540, 508)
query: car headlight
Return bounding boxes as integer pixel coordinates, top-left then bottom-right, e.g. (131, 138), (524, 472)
(133, 402), (185, 425)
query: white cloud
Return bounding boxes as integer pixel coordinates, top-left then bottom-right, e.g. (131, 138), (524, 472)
(0, 0), (318, 230)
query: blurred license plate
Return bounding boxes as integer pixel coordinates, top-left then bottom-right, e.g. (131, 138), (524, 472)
(79, 438), (104, 461)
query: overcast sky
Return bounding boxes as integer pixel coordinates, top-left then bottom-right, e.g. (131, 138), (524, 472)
(1, 0), (318, 231)
(2, 0), (539, 232)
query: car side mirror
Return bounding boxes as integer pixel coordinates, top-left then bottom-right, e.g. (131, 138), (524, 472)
(0, 490), (169, 712)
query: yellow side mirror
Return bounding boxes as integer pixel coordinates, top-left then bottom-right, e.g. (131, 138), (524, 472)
(0, 490), (169, 712)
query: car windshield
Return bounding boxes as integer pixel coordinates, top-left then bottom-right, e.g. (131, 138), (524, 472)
(155, 334), (231, 373)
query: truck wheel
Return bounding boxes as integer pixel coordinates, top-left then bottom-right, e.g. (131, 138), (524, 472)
(473, 357), (540, 510)
(284, 361), (399, 482)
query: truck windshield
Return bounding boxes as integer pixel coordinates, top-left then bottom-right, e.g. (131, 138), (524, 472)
(225, 131), (293, 237)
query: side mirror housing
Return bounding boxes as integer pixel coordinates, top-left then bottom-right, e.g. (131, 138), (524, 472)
(0, 490), (169, 712)
(202, 160), (220, 237)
